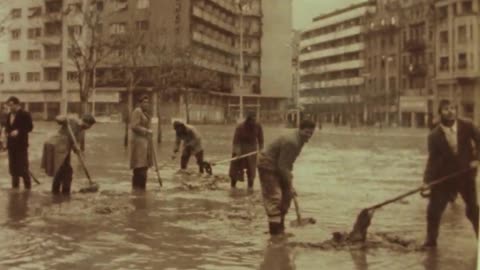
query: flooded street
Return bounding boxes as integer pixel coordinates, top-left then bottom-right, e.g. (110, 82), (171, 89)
(0, 123), (478, 270)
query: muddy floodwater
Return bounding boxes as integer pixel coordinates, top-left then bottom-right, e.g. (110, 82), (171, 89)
(0, 123), (478, 270)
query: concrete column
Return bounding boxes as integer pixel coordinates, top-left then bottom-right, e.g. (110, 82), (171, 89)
(475, 82), (480, 126)
(152, 91), (158, 123)
(24, 102), (30, 112)
(411, 112), (416, 128)
(399, 110), (403, 127)
(256, 97), (260, 120)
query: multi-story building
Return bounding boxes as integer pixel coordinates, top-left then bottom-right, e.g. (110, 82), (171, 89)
(363, 0), (435, 128)
(434, 0), (480, 125)
(0, 0), (292, 122)
(298, 1), (376, 126)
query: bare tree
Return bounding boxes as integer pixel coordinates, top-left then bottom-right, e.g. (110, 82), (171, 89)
(66, 1), (116, 115)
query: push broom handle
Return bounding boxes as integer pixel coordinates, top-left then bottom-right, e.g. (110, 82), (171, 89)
(366, 166), (475, 211)
(211, 150), (259, 166)
(66, 121), (93, 185)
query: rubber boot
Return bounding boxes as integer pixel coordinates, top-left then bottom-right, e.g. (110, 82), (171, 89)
(268, 222), (283, 236)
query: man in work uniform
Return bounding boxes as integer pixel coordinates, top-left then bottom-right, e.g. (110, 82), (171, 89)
(257, 119), (316, 235)
(423, 99), (480, 247)
(5, 96), (33, 189)
(172, 120), (205, 173)
(41, 114), (96, 195)
(229, 112), (264, 189)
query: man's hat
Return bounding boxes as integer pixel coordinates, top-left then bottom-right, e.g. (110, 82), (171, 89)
(82, 114), (96, 126)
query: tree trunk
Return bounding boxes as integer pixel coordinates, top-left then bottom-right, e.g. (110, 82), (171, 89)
(156, 91), (162, 144)
(183, 90), (190, 124)
(124, 87), (133, 148)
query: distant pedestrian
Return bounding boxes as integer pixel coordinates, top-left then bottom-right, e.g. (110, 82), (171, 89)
(0, 103), (9, 151)
(422, 99), (480, 247)
(172, 120), (204, 173)
(229, 112), (263, 189)
(41, 114), (96, 195)
(4, 97), (33, 189)
(257, 119), (316, 236)
(130, 95), (153, 190)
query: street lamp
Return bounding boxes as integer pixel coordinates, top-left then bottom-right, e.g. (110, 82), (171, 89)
(382, 55), (393, 126)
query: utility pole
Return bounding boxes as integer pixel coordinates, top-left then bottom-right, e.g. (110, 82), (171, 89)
(60, 5), (70, 115)
(383, 56), (392, 126)
(238, 1), (245, 121)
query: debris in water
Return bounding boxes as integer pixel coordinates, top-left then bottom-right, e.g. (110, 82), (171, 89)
(347, 208), (373, 242)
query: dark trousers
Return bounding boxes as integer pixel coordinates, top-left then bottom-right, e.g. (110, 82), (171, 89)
(8, 148), (31, 189)
(132, 167), (148, 190)
(52, 154), (73, 195)
(426, 176), (479, 243)
(181, 147), (204, 173)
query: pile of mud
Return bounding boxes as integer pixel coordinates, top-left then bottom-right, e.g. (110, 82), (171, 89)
(290, 231), (423, 252)
(173, 170), (230, 191)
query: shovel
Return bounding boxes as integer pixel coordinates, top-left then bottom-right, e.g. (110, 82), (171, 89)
(290, 195), (316, 227)
(29, 170), (41, 185)
(348, 166), (475, 242)
(66, 121), (99, 193)
(202, 150), (259, 175)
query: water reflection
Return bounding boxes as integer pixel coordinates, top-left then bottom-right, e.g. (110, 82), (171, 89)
(349, 249), (368, 270)
(259, 239), (296, 270)
(422, 249), (438, 270)
(7, 190), (30, 224)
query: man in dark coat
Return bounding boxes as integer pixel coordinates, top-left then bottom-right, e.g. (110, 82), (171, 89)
(229, 112), (264, 189)
(5, 96), (33, 189)
(422, 99), (480, 247)
(41, 114), (96, 195)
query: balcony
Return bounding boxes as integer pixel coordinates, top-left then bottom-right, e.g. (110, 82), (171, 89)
(405, 63), (427, 77)
(208, 0), (237, 14)
(192, 31), (236, 54)
(299, 43), (364, 62)
(41, 81), (61, 90)
(38, 35), (61, 45)
(455, 69), (478, 80)
(193, 57), (236, 74)
(300, 59), (364, 75)
(300, 26), (362, 49)
(192, 6), (238, 34)
(300, 76), (364, 91)
(42, 59), (61, 67)
(404, 39), (426, 52)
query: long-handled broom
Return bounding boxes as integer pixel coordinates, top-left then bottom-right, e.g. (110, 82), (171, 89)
(348, 165), (476, 242)
(66, 121), (99, 193)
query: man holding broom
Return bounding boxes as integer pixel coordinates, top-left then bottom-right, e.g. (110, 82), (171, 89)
(257, 119), (316, 236)
(41, 114), (96, 195)
(422, 99), (480, 247)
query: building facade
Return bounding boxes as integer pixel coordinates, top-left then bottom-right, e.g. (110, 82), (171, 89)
(298, 1), (376, 126)
(0, 0), (292, 122)
(434, 0), (480, 125)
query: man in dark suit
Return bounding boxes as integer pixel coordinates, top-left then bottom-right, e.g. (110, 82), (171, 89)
(423, 99), (480, 247)
(5, 96), (33, 189)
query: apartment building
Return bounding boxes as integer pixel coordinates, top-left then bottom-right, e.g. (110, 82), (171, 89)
(0, 0), (292, 122)
(363, 0), (435, 128)
(298, 1), (375, 125)
(434, 0), (480, 125)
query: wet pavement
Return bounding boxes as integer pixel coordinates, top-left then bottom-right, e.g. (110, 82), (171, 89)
(0, 122), (478, 269)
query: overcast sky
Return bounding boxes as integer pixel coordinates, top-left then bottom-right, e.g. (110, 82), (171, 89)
(293, 0), (362, 30)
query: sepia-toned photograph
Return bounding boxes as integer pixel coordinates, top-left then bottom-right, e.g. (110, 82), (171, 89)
(0, 0), (478, 269)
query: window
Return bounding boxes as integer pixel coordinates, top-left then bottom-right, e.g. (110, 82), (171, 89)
(0, 73), (4, 84)
(11, 9), (21, 18)
(10, 72), (20, 82)
(95, 0), (104, 11)
(439, 57), (449, 71)
(27, 50), (41, 60)
(137, 0), (150, 9)
(458, 25), (467, 43)
(113, 0), (128, 11)
(458, 53), (467, 69)
(45, 22), (62, 36)
(110, 23), (126, 34)
(439, 31), (448, 44)
(10, 50), (21, 61)
(67, 72), (78, 82)
(11, 29), (21, 39)
(27, 72), (41, 82)
(28, 7), (42, 18)
(136, 20), (149, 31)
(462, 1), (473, 13)
(28, 28), (42, 39)
(68, 25), (83, 36)
(46, 0), (62, 13)
(44, 45), (61, 59)
(44, 68), (60, 81)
